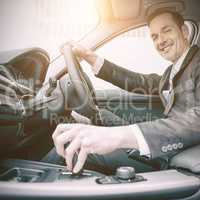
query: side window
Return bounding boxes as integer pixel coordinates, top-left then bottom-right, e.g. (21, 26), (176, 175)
(96, 26), (170, 75)
(82, 22), (194, 90)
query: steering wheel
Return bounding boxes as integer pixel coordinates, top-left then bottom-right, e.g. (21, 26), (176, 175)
(62, 45), (103, 126)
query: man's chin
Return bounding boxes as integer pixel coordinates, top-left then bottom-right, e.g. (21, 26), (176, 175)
(160, 51), (174, 62)
(159, 45), (175, 61)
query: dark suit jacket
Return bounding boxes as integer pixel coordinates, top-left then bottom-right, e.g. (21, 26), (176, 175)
(96, 45), (200, 159)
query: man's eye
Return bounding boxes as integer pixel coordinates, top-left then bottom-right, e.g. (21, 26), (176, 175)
(152, 36), (157, 41)
(164, 29), (171, 33)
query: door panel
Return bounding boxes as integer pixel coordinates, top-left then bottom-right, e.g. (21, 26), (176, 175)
(95, 89), (164, 124)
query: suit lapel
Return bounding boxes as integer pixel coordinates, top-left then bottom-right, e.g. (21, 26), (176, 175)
(159, 66), (172, 105)
(164, 45), (199, 115)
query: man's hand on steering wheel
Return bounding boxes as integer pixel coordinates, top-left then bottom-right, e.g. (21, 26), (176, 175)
(60, 42), (98, 67)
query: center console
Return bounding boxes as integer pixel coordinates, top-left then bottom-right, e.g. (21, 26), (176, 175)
(0, 159), (101, 183)
(0, 159), (199, 200)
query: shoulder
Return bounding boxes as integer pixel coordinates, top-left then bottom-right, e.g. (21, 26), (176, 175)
(190, 46), (200, 74)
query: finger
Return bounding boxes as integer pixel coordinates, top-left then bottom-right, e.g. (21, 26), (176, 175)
(55, 125), (83, 157)
(52, 124), (66, 141)
(65, 137), (81, 171)
(55, 131), (71, 157)
(60, 41), (77, 55)
(72, 46), (82, 56)
(72, 44), (87, 57)
(73, 147), (89, 174)
(52, 123), (77, 142)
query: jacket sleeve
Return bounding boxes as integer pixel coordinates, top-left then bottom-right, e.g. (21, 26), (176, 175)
(137, 64), (200, 159)
(96, 59), (161, 95)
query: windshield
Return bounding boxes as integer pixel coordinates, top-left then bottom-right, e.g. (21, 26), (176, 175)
(0, 0), (99, 59)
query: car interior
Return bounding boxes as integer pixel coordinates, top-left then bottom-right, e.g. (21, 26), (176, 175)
(0, 0), (200, 199)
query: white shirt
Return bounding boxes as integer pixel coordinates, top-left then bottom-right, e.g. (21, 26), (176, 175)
(162, 48), (190, 102)
(92, 48), (190, 156)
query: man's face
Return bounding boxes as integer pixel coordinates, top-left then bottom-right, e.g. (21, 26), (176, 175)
(149, 13), (189, 63)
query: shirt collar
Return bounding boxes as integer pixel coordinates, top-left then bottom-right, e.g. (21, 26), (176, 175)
(173, 47), (190, 72)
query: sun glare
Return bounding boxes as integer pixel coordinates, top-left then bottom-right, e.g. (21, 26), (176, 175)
(38, 0), (99, 57)
(68, 0), (99, 27)
(0, 0), (99, 55)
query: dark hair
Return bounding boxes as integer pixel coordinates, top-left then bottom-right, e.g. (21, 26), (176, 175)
(147, 9), (184, 28)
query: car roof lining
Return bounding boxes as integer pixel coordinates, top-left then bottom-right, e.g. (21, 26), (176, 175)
(97, 0), (200, 23)
(97, 0), (185, 22)
(97, 0), (142, 22)
(111, 0), (141, 20)
(81, 0), (200, 50)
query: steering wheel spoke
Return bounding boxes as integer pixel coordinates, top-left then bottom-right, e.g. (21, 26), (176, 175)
(62, 45), (103, 126)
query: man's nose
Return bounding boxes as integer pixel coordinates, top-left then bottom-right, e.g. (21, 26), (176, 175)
(158, 33), (167, 46)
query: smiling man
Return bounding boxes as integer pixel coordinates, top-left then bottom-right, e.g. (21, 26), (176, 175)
(52, 9), (200, 174)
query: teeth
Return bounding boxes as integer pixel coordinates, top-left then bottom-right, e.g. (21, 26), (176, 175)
(163, 47), (168, 51)
(162, 46), (170, 52)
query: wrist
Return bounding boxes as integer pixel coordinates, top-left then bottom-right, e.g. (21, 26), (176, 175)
(117, 126), (139, 149)
(85, 50), (98, 66)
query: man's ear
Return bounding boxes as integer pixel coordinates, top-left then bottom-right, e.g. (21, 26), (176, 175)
(181, 24), (189, 40)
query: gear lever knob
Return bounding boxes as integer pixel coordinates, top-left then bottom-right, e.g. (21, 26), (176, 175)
(116, 166), (135, 180)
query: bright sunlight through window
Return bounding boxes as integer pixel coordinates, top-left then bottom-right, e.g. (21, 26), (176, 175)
(0, 0), (99, 58)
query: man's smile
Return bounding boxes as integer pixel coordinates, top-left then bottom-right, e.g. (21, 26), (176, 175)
(159, 44), (173, 54)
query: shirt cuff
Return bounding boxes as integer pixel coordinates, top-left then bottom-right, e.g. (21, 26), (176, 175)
(129, 124), (151, 157)
(71, 111), (92, 124)
(92, 56), (104, 75)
